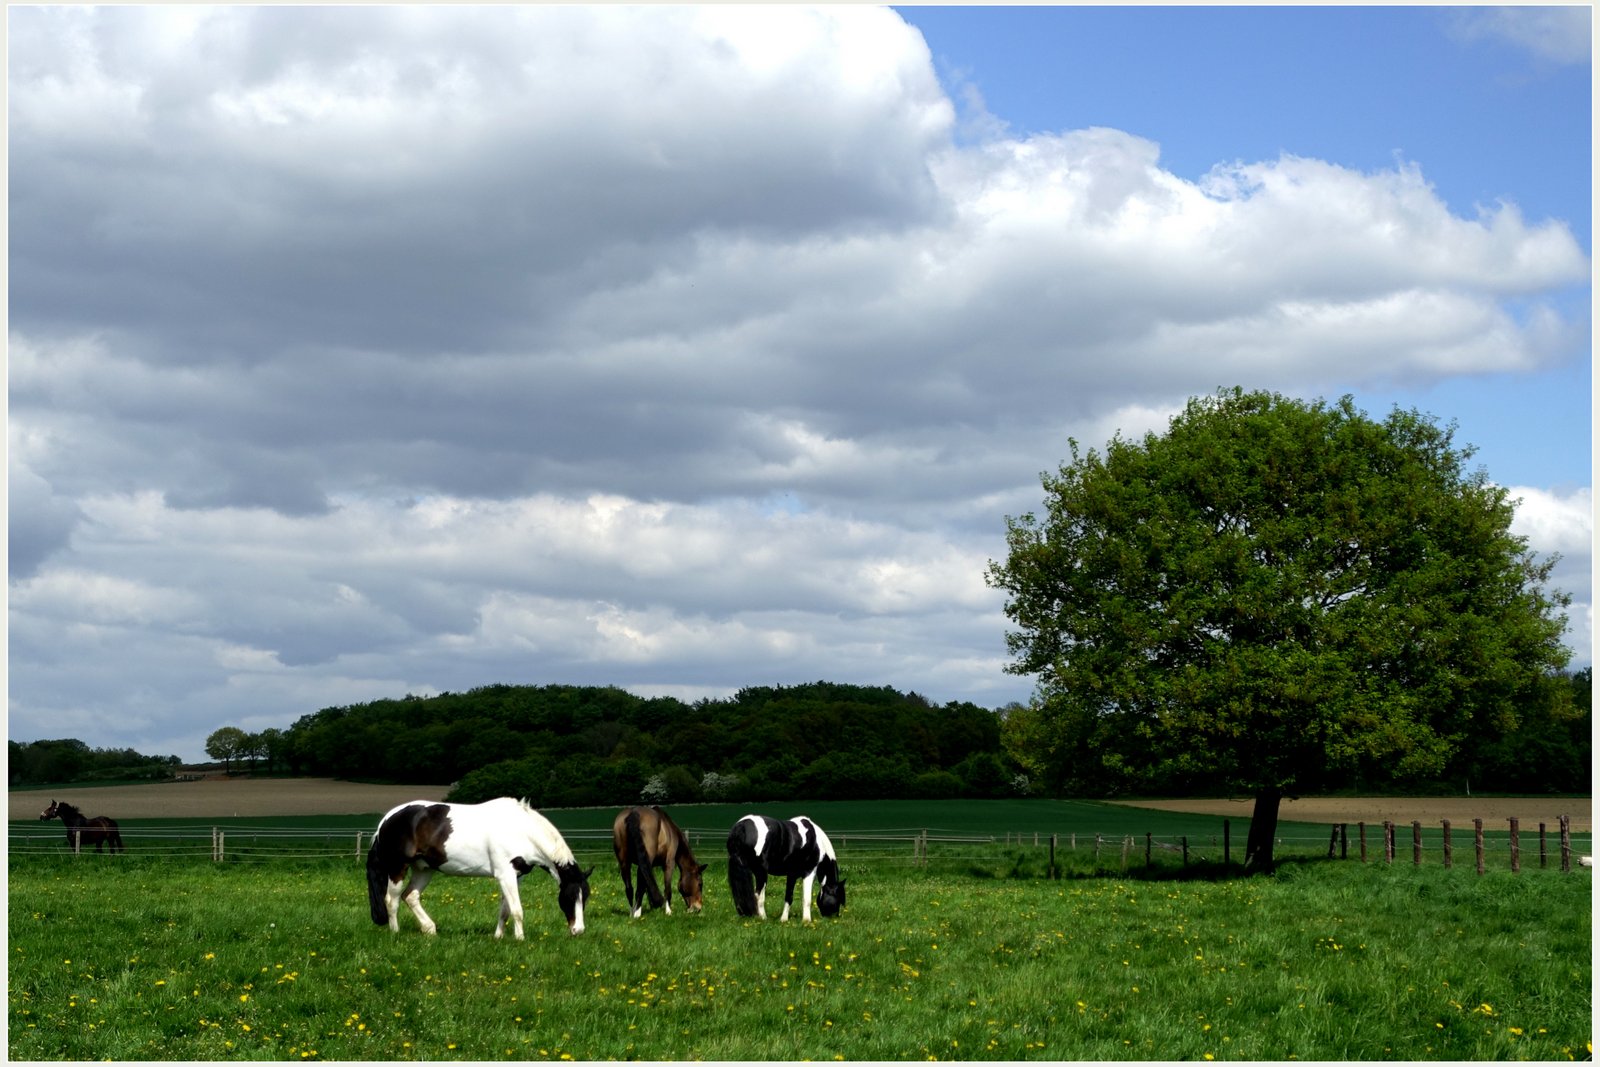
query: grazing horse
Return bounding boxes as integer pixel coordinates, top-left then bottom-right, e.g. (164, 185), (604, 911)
(612, 805), (707, 918)
(39, 800), (124, 854)
(726, 814), (846, 923)
(366, 797), (593, 939)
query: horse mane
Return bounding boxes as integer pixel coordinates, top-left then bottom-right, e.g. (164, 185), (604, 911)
(652, 805), (700, 867)
(513, 797), (578, 868)
(55, 801), (83, 820)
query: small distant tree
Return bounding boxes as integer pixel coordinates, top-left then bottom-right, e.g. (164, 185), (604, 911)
(258, 728), (288, 774)
(700, 771), (740, 801)
(205, 727), (249, 774)
(641, 774), (671, 805)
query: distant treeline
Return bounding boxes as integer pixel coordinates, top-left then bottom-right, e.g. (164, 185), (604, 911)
(1445, 667), (1591, 796)
(14, 671), (1588, 802)
(9, 738), (182, 787)
(285, 681), (1018, 806)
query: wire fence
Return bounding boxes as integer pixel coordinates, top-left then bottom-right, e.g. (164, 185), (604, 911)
(11, 819), (1592, 874)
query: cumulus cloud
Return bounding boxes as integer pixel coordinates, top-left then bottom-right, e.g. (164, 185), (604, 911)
(8, 7), (1590, 758)
(1507, 485), (1593, 664)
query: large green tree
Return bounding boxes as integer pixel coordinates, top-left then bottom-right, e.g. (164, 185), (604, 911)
(987, 388), (1572, 870)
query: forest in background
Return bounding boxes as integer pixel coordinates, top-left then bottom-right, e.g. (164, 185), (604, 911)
(10, 673), (1590, 802)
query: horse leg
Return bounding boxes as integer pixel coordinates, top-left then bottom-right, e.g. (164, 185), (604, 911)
(401, 869), (438, 935)
(383, 875), (406, 933)
(661, 844), (675, 916)
(779, 874), (800, 922)
(494, 865), (525, 941)
(618, 854), (639, 918)
(799, 870), (816, 923)
(754, 870), (769, 920)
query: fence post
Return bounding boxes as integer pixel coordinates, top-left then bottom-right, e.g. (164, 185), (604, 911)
(1559, 815), (1570, 873)
(356, 831), (364, 861)
(1412, 821), (1422, 867)
(1509, 818), (1520, 874)
(1383, 821), (1394, 864)
(1539, 822), (1547, 869)
(1095, 834), (1102, 863)
(1442, 820), (1453, 868)
(1181, 836), (1189, 867)
(1359, 821), (1367, 863)
(1474, 819), (1484, 875)
(1223, 820), (1231, 868)
(1340, 823), (1348, 860)
(1146, 832), (1153, 868)
(1327, 824), (1339, 859)
(1120, 835), (1131, 872)
(1050, 833), (1058, 879)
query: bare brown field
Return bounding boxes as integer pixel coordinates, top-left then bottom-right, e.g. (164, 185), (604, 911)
(10, 780), (1591, 834)
(8, 777), (454, 822)
(1108, 796), (1592, 833)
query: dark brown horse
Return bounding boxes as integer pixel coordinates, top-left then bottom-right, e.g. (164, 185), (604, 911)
(612, 805), (706, 918)
(40, 800), (125, 854)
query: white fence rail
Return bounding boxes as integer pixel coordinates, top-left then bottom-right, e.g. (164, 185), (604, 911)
(12, 821), (1590, 870)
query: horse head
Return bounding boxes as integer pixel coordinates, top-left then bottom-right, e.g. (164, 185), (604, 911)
(817, 874), (847, 918)
(678, 862), (709, 914)
(557, 864), (595, 936)
(39, 800), (60, 821)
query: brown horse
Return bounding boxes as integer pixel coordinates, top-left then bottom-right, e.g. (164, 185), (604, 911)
(612, 805), (706, 918)
(40, 800), (125, 854)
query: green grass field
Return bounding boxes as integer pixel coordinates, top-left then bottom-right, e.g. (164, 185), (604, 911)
(8, 808), (1591, 1061)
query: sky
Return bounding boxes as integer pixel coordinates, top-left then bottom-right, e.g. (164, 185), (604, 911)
(8, 5), (1592, 763)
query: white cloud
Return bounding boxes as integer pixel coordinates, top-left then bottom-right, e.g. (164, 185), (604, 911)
(1449, 7), (1592, 66)
(1508, 485), (1593, 667)
(7, 6), (1591, 758)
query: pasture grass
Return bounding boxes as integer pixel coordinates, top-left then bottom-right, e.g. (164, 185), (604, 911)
(8, 851), (1590, 1061)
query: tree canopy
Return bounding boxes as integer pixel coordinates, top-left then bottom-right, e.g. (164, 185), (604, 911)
(986, 388), (1573, 869)
(281, 681), (1013, 807)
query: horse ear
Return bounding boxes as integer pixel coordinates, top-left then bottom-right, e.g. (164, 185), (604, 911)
(583, 865), (596, 880)
(697, 863), (709, 874)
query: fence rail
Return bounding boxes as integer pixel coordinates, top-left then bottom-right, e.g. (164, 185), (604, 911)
(11, 817), (1592, 873)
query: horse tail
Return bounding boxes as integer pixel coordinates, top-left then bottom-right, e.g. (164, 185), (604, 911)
(366, 850), (391, 925)
(365, 842), (392, 925)
(726, 823), (760, 917)
(627, 810), (664, 908)
(107, 819), (125, 853)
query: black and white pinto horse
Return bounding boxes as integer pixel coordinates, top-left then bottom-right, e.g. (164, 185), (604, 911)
(367, 797), (593, 939)
(40, 800), (125, 854)
(726, 814), (846, 922)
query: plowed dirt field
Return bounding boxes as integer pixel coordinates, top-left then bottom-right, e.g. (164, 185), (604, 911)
(9, 779), (1590, 833)
(9, 778), (453, 821)
(1109, 796), (1591, 833)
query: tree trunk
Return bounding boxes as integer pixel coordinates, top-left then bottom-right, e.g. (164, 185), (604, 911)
(1244, 788), (1282, 872)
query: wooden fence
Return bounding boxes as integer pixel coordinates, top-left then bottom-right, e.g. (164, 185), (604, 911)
(9, 817), (1591, 873)
(1320, 815), (1587, 873)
